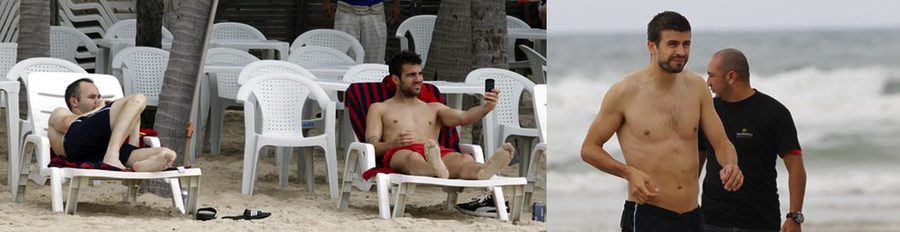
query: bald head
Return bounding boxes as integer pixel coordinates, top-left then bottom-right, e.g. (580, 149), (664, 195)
(712, 48), (750, 82)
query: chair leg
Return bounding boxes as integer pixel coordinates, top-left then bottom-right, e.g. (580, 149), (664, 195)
(376, 174), (391, 219)
(241, 145), (259, 195)
(122, 180), (138, 203)
(392, 183), (415, 218)
(181, 176), (201, 215)
(50, 169), (64, 212)
(170, 178), (185, 214)
(511, 185), (526, 222)
(338, 149), (358, 209)
(325, 144), (338, 200)
(209, 101), (226, 156)
(492, 186), (510, 221)
(276, 147), (291, 189)
(65, 177), (89, 215)
(444, 187), (462, 210)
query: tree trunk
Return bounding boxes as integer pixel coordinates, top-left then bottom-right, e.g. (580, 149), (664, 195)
(471, 0), (507, 69)
(136, 0), (164, 48)
(154, 0), (215, 164)
(422, 0), (471, 82)
(16, 0), (49, 61)
(162, 0), (185, 30)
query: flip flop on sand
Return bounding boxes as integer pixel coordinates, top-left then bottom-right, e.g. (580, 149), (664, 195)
(222, 209), (271, 220)
(196, 207), (217, 221)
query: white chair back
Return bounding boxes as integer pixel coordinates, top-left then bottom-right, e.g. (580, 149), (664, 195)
(236, 73), (330, 137)
(206, 47), (259, 99)
(291, 29), (364, 63)
(49, 26), (99, 65)
(465, 68), (535, 127)
(532, 84), (547, 142)
(110, 46), (169, 106)
(5, 57), (87, 84)
(395, 15), (436, 64)
(104, 19), (174, 40)
(287, 46), (356, 69)
(518, 44), (546, 84)
(211, 22), (267, 41)
(0, 42), (16, 76)
(238, 60), (316, 85)
(342, 63), (388, 83)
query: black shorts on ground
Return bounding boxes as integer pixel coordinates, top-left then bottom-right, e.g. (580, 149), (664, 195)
(621, 201), (703, 232)
(63, 103), (134, 165)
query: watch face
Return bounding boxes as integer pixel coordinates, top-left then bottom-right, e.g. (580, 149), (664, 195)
(795, 213), (804, 223)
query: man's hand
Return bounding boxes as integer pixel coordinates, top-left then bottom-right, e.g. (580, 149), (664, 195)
(322, 0), (334, 18)
(393, 130), (418, 148)
(482, 89), (500, 112)
(782, 219), (800, 232)
(624, 167), (660, 203)
(720, 163), (744, 191)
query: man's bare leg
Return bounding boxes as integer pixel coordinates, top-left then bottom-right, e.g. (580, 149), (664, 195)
(127, 148), (177, 172)
(389, 150), (439, 177)
(103, 94), (147, 169)
(424, 140), (449, 179)
(444, 143), (515, 180)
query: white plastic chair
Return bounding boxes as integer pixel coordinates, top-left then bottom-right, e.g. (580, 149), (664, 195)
(50, 26), (100, 70)
(234, 60), (324, 191)
(465, 68), (538, 174)
(524, 84), (546, 208)
(235, 72), (339, 200)
(110, 46), (169, 106)
(519, 44), (546, 84)
(192, 47), (259, 161)
(15, 72), (201, 215)
(395, 15), (436, 65)
(291, 29), (365, 64)
(4, 58), (87, 187)
(0, 42), (17, 185)
(0, 42), (14, 75)
(104, 19), (174, 40)
(506, 16), (531, 69)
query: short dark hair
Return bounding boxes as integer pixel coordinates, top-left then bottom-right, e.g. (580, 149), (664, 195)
(64, 78), (94, 111)
(714, 48), (750, 80)
(647, 11), (691, 45)
(388, 50), (422, 77)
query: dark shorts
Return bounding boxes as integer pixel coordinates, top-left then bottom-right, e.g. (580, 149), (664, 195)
(621, 201), (704, 232)
(63, 103), (134, 165)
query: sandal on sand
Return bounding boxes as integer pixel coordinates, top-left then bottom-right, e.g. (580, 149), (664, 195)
(223, 209), (271, 220)
(196, 207), (217, 221)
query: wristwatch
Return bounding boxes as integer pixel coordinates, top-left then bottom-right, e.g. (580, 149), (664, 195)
(786, 212), (804, 224)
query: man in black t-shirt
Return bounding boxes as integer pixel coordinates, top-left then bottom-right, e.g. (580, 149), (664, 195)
(699, 48), (807, 232)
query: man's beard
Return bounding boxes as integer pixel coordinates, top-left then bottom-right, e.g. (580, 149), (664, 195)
(658, 56), (687, 73)
(399, 85), (420, 97)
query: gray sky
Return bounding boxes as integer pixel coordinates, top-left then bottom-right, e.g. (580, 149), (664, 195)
(551, 0), (900, 33)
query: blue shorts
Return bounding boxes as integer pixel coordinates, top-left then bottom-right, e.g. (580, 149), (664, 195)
(63, 103), (135, 165)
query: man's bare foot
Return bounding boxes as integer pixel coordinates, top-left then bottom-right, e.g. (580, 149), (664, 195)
(424, 140), (449, 179)
(102, 154), (127, 170)
(477, 143), (515, 180)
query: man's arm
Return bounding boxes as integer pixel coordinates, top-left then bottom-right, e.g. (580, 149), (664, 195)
(580, 83), (659, 203)
(388, 0), (400, 24)
(322, 0), (334, 18)
(697, 80), (744, 191)
(437, 89), (498, 128)
(782, 153), (806, 230)
(49, 107), (76, 134)
(365, 103), (392, 154)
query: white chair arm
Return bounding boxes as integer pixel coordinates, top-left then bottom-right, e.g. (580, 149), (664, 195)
(143, 136), (162, 148)
(22, 134), (51, 175)
(347, 141), (377, 170)
(459, 143), (485, 164)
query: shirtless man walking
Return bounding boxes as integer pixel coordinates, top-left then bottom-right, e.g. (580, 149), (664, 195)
(580, 11), (744, 231)
(367, 51), (515, 180)
(48, 78), (176, 172)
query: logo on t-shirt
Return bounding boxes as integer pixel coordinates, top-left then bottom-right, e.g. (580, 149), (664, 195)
(736, 128), (753, 139)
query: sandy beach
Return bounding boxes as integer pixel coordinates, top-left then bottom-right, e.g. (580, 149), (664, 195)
(0, 110), (546, 231)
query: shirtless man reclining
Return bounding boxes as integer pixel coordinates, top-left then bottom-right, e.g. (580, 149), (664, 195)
(367, 51), (515, 179)
(47, 78), (176, 172)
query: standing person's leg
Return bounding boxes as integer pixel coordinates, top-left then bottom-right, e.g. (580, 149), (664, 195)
(443, 142), (515, 180)
(103, 94), (147, 168)
(360, 10), (387, 63)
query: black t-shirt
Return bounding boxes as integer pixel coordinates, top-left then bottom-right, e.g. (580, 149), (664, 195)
(698, 90), (801, 230)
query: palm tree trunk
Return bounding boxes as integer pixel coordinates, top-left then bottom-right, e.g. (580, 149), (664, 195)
(154, 0), (216, 164)
(422, 0), (471, 82)
(136, 0), (164, 48)
(471, 0), (507, 69)
(16, 0), (49, 61)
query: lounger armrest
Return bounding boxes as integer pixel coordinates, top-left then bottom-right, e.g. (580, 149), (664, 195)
(459, 143), (485, 164)
(143, 136), (162, 148)
(22, 134), (51, 176)
(347, 141), (377, 170)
